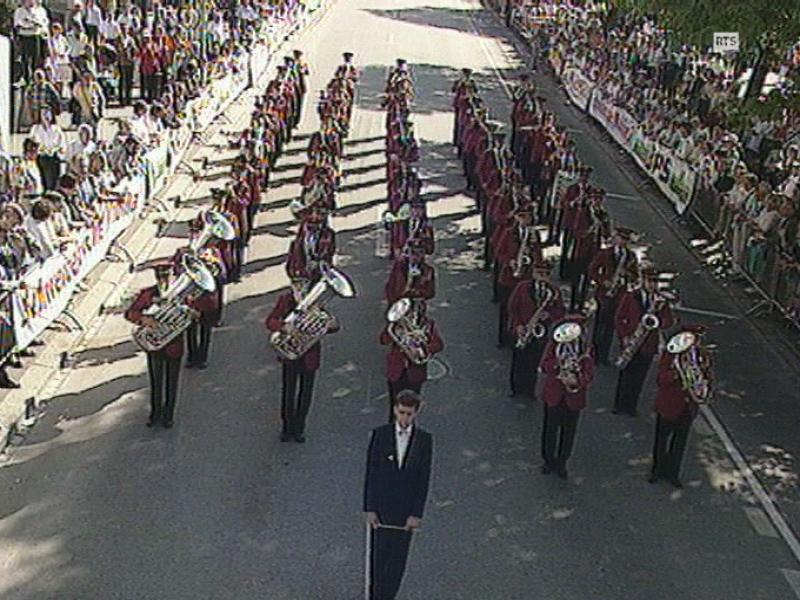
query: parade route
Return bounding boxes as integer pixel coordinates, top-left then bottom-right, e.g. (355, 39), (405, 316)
(1, 1), (800, 599)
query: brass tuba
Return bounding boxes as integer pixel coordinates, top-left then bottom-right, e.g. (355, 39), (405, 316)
(270, 264), (356, 360)
(132, 253), (217, 352)
(386, 298), (430, 365)
(190, 209), (236, 252)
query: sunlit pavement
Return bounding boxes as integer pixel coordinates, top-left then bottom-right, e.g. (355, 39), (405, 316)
(1, 1), (799, 598)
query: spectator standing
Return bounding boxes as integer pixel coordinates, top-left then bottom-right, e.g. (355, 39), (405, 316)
(21, 69), (61, 132)
(139, 32), (163, 102)
(116, 24), (139, 106)
(72, 72), (106, 133)
(84, 0), (105, 47)
(46, 23), (73, 95)
(13, 0), (50, 83)
(30, 109), (66, 191)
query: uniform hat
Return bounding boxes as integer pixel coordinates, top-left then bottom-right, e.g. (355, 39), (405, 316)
(461, 68), (473, 75)
(343, 52), (354, 60)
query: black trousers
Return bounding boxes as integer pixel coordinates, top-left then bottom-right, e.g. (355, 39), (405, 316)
(146, 352), (181, 423)
(652, 415), (692, 480)
(186, 319), (212, 365)
(497, 287), (512, 347)
(119, 64), (135, 105)
(510, 339), (545, 397)
(541, 403), (580, 467)
(558, 234), (573, 280)
(613, 351), (654, 415)
(387, 376), (423, 422)
(569, 255), (591, 312)
(37, 155), (61, 191)
(369, 526), (413, 600)
(281, 361), (316, 435)
(142, 72), (160, 102)
(18, 35), (42, 82)
(592, 300), (617, 365)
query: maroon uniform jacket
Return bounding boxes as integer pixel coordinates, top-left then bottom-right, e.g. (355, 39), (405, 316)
(614, 289), (675, 357)
(286, 224), (336, 280)
(495, 226), (544, 289)
(379, 318), (444, 384)
(538, 340), (596, 411)
(476, 147), (502, 199)
(264, 291), (321, 371)
(560, 181), (590, 236)
(588, 246), (639, 303)
(385, 259), (436, 303)
(125, 286), (184, 359)
(654, 352), (699, 423)
(507, 280), (566, 335)
(392, 218), (435, 256)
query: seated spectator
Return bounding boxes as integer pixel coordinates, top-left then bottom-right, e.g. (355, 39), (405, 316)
(66, 124), (97, 173)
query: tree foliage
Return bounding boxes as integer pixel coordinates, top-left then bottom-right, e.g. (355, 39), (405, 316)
(612, 0), (800, 54)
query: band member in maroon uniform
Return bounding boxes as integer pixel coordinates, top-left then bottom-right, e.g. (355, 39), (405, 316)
(507, 261), (565, 397)
(379, 299), (444, 421)
(538, 315), (596, 479)
(494, 205), (543, 346)
(385, 238), (436, 304)
(557, 165), (591, 279)
(391, 199), (434, 258)
(286, 207), (336, 281)
(452, 68), (476, 147)
(651, 326), (713, 488)
(125, 261), (186, 428)
(613, 266), (675, 416)
(588, 226), (639, 365)
(264, 278), (339, 443)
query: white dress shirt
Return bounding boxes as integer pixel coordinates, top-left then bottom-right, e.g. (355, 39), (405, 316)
(395, 423), (413, 469)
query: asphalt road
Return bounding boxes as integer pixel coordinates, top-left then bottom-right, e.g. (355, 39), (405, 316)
(1, 1), (800, 599)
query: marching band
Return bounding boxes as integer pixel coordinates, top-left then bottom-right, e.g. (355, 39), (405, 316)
(454, 71), (715, 489)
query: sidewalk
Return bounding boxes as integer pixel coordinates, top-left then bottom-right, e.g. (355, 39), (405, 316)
(0, 2), (333, 451)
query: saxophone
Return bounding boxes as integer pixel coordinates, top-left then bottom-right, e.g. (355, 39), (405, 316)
(556, 342), (584, 393)
(605, 248), (630, 298)
(515, 285), (555, 348)
(512, 226), (533, 278)
(386, 298), (430, 365)
(614, 292), (672, 369)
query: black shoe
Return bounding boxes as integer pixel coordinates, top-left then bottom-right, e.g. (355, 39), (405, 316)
(611, 408), (620, 415)
(8, 358), (22, 368)
(293, 433), (306, 443)
(0, 374), (20, 389)
(557, 466), (568, 480)
(540, 463), (552, 475)
(18, 348), (35, 358)
(508, 390), (518, 398)
(162, 419), (174, 429)
(280, 431), (292, 442)
(146, 414), (160, 427)
(185, 361), (196, 369)
(669, 477), (683, 489)
(648, 473), (660, 484)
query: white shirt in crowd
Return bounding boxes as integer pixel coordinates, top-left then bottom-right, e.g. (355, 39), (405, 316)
(84, 4), (105, 28)
(13, 4), (49, 37)
(66, 138), (96, 163)
(24, 215), (57, 259)
(395, 423), (413, 468)
(99, 17), (121, 40)
(30, 123), (66, 157)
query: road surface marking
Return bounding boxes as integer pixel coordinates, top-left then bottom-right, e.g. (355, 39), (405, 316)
(782, 570), (800, 599)
(606, 192), (638, 201)
(673, 304), (739, 320)
(744, 506), (780, 538)
(702, 406), (800, 565)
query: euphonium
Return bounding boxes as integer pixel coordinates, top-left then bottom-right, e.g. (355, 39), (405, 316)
(270, 265), (356, 360)
(132, 253), (217, 352)
(556, 344), (582, 394)
(674, 345), (712, 404)
(386, 298), (430, 365)
(190, 209), (236, 252)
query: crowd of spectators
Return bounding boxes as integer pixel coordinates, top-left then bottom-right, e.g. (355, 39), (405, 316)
(0, 0), (308, 389)
(511, 0), (800, 320)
